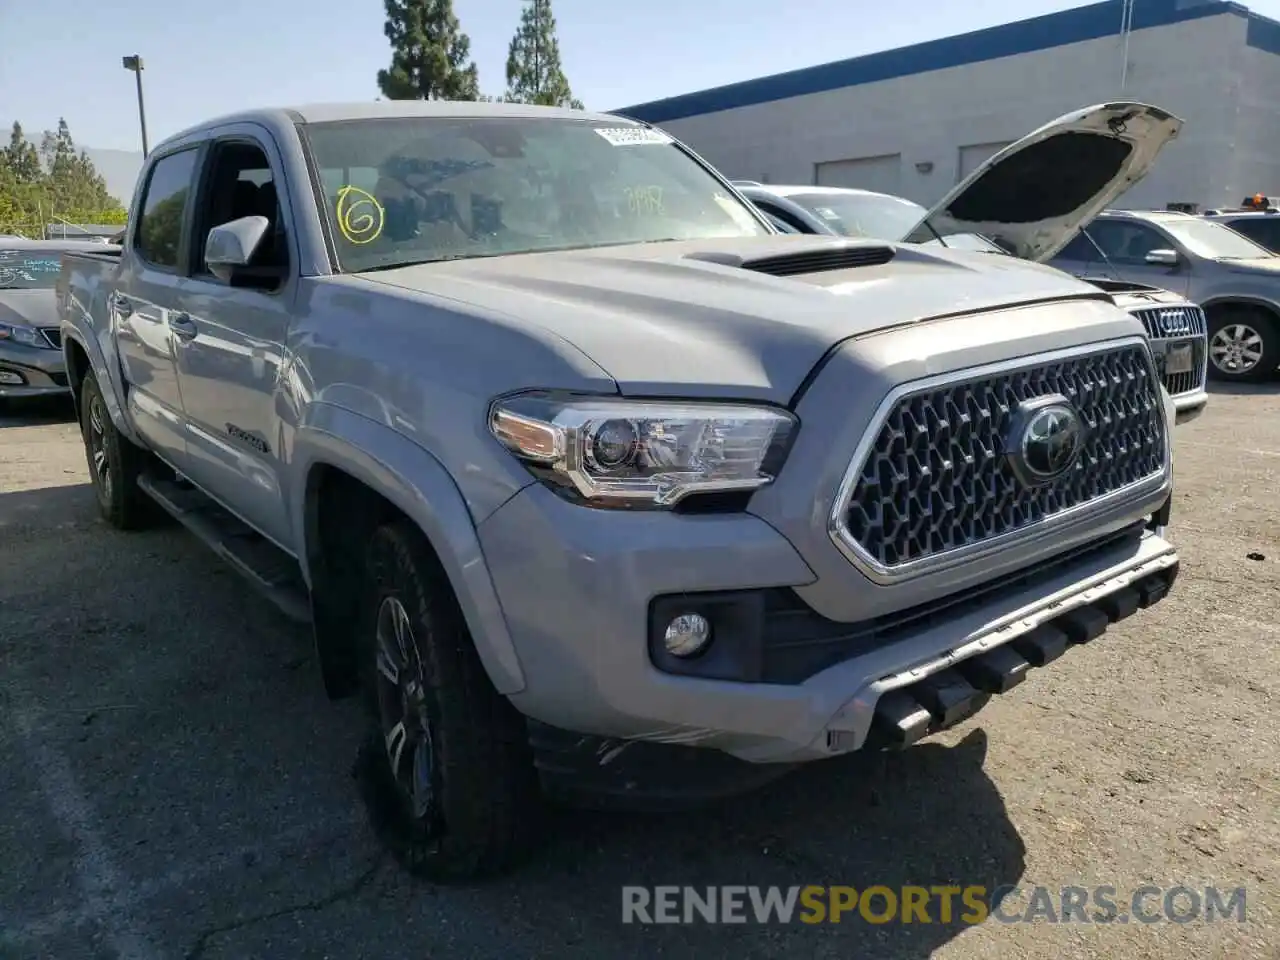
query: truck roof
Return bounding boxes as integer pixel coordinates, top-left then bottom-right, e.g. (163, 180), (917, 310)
(159, 100), (632, 149)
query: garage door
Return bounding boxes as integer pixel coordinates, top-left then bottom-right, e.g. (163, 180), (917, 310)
(814, 154), (902, 195)
(957, 141), (1014, 182)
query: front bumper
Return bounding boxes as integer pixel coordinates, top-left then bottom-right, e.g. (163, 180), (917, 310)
(1172, 389), (1208, 425)
(0, 341), (69, 397)
(479, 483), (1178, 771)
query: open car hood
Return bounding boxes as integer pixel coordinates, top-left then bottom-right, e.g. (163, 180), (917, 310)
(904, 102), (1183, 262)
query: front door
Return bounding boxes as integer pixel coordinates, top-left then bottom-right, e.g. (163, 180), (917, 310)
(1084, 219), (1191, 297)
(113, 146), (203, 467)
(171, 129), (298, 550)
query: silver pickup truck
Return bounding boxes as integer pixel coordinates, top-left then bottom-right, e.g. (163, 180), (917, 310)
(59, 101), (1180, 881)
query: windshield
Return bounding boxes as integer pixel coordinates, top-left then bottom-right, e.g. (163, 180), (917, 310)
(1159, 218), (1273, 260)
(302, 117), (768, 272)
(784, 190), (1006, 253)
(785, 191), (925, 241)
(0, 251), (62, 290)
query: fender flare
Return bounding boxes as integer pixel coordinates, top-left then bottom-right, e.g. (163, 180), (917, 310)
(291, 402), (527, 695)
(61, 322), (143, 446)
(1199, 295), (1280, 319)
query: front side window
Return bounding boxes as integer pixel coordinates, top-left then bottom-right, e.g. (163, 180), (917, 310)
(0, 251), (63, 289)
(302, 117), (768, 272)
(135, 148), (200, 269)
(1085, 220), (1170, 265)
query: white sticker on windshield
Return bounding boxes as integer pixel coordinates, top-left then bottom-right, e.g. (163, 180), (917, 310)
(595, 127), (673, 146)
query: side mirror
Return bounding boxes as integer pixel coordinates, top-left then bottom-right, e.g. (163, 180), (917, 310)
(205, 215), (270, 282)
(1144, 248), (1179, 266)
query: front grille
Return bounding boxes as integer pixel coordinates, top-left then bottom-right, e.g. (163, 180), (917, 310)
(1157, 337), (1205, 397)
(837, 342), (1167, 578)
(38, 327), (62, 350)
(1129, 304), (1206, 340)
(1128, 305), (1206, 397)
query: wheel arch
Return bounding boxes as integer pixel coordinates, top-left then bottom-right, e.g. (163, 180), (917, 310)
(293, 402), (527, 700)
(60, 328), (142, 444)
(1200, 295), (1280, 321)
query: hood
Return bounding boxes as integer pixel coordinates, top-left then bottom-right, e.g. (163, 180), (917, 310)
(1223, 257), (1280, 275)
(905, 102), (1183, 262)
(355, 235), (1110, 403)
(0, 290), (59, 329)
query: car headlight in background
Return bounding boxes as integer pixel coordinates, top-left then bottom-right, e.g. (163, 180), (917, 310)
(489, 393), (797, 507)
(0, 322), (49, 349)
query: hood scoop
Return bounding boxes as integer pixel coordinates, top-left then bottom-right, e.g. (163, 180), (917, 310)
(684, 242), (895, 277)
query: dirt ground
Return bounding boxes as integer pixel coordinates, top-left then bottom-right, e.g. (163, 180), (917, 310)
(1, 384), (1277, 960)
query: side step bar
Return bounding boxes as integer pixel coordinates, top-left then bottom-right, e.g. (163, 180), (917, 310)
(864, 565), (1178, 750)
(137, 473), (312, 624)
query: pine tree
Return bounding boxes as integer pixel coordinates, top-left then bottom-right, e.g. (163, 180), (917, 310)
(2, 122), (41, 183)
(504, 0), (582, 108)
(377, 0), (481, 101)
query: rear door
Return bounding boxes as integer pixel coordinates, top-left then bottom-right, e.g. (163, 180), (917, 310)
(114, 146), (203, 467)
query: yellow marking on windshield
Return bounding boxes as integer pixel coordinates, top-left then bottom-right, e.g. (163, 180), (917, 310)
(335, 185), (385, 244)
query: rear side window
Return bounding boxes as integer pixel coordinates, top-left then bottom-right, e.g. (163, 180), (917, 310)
(135, 149), (200, 269)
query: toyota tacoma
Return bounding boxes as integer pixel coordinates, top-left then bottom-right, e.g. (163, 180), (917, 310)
(58, 100), (1180, 880)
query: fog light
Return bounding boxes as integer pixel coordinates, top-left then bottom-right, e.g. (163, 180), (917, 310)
(664, 613), (712, 658)
(0, 370), (25, 385)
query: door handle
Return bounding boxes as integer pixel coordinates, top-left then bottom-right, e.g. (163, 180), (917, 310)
(168, 313), (198, 341)
(110, 292), (133, 318)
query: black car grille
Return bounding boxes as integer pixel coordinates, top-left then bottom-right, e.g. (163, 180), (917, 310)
(840, 344), (1168, 574)
(39, 327), (62, 350)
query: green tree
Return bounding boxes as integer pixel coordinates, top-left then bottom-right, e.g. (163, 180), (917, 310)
(377, 0), (481, 101)
(0, 117), (127, 235)
(2, 122), (41, 183)
(503, 0), (582, 108)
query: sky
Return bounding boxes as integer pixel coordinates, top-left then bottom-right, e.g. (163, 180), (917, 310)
(4, 0), (1280, 153)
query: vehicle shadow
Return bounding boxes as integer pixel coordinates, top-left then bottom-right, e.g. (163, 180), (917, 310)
(0, 481), (96, 534)
(0, 394), (76, 427)
(0, 477), (1026, 960)
(516, 729), (1025, 956)
(1206, 378), (1280, 396)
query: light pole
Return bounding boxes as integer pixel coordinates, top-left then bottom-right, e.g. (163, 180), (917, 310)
(121, 55), (149, 156)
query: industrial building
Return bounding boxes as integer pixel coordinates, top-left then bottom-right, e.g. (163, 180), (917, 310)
(616, 0), (1280, 212)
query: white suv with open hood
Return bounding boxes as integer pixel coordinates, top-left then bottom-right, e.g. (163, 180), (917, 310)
(738, 103), (1207, 424)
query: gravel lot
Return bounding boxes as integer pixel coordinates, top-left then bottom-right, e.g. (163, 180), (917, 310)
(1, 386), (1277, 960)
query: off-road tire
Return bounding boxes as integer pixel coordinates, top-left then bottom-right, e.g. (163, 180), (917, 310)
(1206, 306), (1279, 383)
(79, 371), (157, 530)
(354, 520), (541, 882)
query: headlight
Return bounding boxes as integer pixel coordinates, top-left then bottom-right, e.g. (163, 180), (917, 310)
(489, 393), (797, 507)
(0, 322), (47, 348)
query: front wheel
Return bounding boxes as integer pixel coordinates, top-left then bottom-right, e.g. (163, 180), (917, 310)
(354, 520), (541, 882)
(1207, 307), (1279, 382)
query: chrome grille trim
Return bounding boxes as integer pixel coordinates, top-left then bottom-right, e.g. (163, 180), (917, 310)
(1129, 304), (1206, 340)
(38, 327), (62, 350)
(1127, 304), (1208, 397)
(827, 336), (1171, 586)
